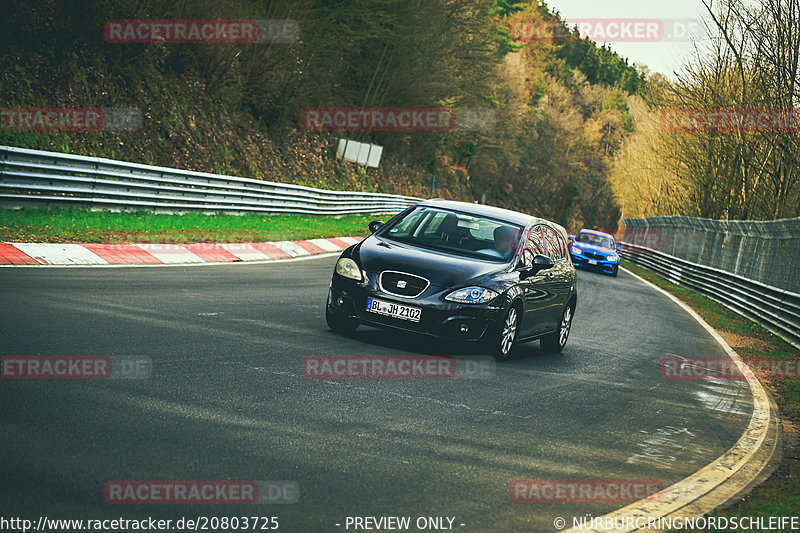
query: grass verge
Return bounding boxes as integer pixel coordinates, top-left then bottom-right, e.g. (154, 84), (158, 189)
(0, 208), (382, 243)
(621, 260), (799, 529)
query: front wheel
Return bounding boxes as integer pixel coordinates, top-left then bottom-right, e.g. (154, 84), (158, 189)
(490, 305), (520, 361)
(540, 304), (573, 353)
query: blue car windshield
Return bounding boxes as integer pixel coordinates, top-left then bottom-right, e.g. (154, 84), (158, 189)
(382, 207), (523, 261)
(576, 232), (614, 249)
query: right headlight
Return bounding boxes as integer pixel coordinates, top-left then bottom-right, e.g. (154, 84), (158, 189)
(335, 257), (362, 281)
(569, 245), (582, 255)
(445, 287), (499, 304)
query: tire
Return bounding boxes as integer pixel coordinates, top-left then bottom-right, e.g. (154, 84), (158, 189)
(326, 305), (358, 334)
(540, 304), (574, 353)
(491, 305), (520, 361)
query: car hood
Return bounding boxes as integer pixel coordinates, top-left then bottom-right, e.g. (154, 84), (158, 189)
(355, 236), (509, 287)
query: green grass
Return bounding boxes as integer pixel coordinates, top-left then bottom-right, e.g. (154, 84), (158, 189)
(0, 208), (380, 243)
(622, 260), (800, 529)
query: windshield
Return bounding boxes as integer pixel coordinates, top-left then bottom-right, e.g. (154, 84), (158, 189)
(382, 207), (523, 261)
(576, 232), (615, 249)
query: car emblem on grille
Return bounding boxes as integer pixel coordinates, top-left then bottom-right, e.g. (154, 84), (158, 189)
(397, 280), (407, 289)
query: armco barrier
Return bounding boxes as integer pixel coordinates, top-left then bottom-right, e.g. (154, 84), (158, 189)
(0, 145), (422, 215)
(622, 216), (800, 293)
(619, 241), (800, 349)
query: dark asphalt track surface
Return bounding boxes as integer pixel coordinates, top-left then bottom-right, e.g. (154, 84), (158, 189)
(0, 256), (754, 532)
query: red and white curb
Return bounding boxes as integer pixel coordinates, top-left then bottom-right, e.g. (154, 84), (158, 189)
(0, 237), (364, 266)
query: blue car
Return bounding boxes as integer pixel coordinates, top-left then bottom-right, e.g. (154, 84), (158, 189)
(568, 229), (620, 277)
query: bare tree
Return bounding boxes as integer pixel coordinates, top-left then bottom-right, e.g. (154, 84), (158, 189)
(662, 0), (800, 220)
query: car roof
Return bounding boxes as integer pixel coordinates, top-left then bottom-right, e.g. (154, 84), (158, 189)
(577, 228), (616, 239)
(418, 199), (540, 227)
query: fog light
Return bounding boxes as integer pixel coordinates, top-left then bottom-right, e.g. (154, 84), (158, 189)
(460, 324), (469, 333)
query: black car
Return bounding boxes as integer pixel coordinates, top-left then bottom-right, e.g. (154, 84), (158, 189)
(325, 199), (577, 360)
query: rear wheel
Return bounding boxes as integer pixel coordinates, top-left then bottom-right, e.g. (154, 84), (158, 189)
(540, 304), (573, 353)
(326, 305), (358, 334)
(491, 305), (520, 361)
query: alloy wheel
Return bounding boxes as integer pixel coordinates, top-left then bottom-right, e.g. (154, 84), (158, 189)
(559, 306), (572, 347)
(500, 307), (518, 355)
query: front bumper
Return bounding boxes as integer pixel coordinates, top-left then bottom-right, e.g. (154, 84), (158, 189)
(327, 275), (506, 341)
(570, 252), (618, 273)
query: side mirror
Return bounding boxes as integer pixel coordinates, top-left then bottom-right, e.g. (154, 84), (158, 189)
(616, 243), (624, 252)
(520, 254), (554, 280)
(532, 254), (555, 272)
(568, 235), (575, 243)
(368, 220), (384, 233)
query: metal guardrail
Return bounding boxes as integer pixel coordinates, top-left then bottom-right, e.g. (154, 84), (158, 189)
(0, 145), (422, 215)
(619, 241), (800, 349)
(622, 215), (800, 294)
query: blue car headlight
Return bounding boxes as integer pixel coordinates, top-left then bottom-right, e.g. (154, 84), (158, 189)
(606, 254), (619, 262)
(570, 245), (582, 255)
(445, 287), (499, 304)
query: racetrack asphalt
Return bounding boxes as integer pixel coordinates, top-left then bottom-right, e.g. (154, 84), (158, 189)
(0, 256), (754, 532)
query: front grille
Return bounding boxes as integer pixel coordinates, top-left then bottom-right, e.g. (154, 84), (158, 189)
(379, 271), (430, 298)
(585, 252), (605, 260)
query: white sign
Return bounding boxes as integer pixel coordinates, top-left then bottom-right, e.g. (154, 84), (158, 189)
(336, 139), (383, 168)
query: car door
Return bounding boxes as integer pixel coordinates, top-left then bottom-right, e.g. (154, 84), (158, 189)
(540, 225), (571, 328)
(518, 225), (559, 337)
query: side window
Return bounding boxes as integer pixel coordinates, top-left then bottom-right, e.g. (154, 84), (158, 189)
(556, 233), (568, 260)
(522, 226), (546, 267)
(543, 227), (563, 261)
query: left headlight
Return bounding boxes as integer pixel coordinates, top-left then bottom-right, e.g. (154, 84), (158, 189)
(606, 254), (619, 262)
(335, 257), (362, 281)
(570, 245), (581, 255)
(445, 287), (499, 304)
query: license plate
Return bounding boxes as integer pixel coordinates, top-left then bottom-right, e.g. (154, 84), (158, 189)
(366, 297), (421, 322)
(588, 259), (598, 265)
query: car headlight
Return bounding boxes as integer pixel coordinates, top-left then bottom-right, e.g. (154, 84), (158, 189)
(570, 245), (582, 255)
(445, 287), (499, 304)
(335, 257), (362, 281)
(606, 254), (619, 262)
